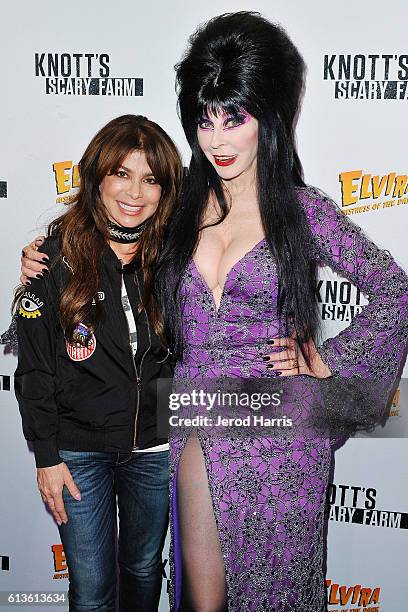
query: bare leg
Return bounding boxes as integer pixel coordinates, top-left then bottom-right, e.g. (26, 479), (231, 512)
(177, 436), (227, 612)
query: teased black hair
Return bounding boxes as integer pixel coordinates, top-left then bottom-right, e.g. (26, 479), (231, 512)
(156, 11), (320, 364)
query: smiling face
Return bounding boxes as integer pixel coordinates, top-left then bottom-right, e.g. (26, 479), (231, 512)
(99, 149), (162, 227)
(196, 108), (258, 181)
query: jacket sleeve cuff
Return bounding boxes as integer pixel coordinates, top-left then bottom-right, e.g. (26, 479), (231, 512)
(32, 437), (62, 468)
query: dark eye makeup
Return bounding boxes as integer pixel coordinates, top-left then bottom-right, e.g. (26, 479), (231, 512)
(198, 111), (249, 130)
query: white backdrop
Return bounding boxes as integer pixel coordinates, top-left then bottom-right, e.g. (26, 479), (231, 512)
(1, 1), (407, 610)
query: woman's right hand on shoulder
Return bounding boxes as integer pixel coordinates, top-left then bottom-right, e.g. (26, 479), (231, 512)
(36, 463), (81, 526)
(21, 237), (48, 284)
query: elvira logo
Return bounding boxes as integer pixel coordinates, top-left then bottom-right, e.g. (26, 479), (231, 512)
(328, 483), (408, 529)
(326, 579), (381, 609)
(323, 54), (408, 99)
(390, 387), (401, 417)
(339, 170), (408, 216)
(0, 181), (6, 197)
(51, 544), (68, 579)
(35, 53), (143, 96)
(53, 161), (79, 204)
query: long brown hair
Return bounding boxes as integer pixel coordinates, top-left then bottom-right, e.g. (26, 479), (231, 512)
(48, 114), (183, 341)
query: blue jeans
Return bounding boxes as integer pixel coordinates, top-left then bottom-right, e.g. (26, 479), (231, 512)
(58, 449), (169, 612)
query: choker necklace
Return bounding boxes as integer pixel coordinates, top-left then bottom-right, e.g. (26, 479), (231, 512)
(108, 219), (150, 244)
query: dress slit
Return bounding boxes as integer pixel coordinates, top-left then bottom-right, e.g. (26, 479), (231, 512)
(171, 433), (227, 611)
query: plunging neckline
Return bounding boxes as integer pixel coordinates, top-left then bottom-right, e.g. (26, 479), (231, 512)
(191, 237), (266, 313)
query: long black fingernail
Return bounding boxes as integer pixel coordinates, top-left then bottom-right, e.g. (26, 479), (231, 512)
(266, 364), (274, 369)
(41, 257), (48, 263)
(267, 339), (275, 345)
(25, 280), (31, 285)
(35, 273), (43, 279)
(262, 356), (269, 362)
(275, 371), (282, 376)
(42, 269), (49, 275)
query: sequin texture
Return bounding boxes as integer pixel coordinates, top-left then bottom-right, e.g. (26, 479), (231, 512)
(168, 186), (408, 611)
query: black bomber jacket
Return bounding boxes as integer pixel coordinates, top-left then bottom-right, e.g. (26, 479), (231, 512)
(14, 236), (174, 468)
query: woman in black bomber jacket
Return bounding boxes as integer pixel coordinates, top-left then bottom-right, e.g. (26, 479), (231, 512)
(15, 115), (183, 612)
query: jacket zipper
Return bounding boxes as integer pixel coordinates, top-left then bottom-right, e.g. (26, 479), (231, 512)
(120, 266), (139, 445)
(131, 270), (152, 451)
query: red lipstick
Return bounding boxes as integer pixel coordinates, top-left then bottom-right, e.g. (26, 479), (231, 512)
(213, 155), (237, 167)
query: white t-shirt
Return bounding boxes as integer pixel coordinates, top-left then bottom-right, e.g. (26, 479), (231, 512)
(121, 276), (169, 454)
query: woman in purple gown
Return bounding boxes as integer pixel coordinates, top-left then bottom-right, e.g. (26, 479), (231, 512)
(156, 12), (408, 612)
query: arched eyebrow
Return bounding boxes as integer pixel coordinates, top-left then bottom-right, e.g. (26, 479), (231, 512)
(199, 109), (247, 123)
(199, 114), (213, 123)
(117, 165), (155, 178)
(224, 110), (248, 121)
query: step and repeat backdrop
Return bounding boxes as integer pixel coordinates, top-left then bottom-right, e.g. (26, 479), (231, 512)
(0, 1), (407, 610)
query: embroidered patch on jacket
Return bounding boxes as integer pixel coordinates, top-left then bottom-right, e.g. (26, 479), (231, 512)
(19, 293), (44, 318)
(66, 323), (96, 361)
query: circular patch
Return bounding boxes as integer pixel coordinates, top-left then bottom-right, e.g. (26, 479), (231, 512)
(66, 326), (96, 362)
(66, 335), (96, 361)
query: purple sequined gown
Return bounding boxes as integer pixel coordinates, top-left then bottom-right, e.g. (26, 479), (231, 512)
(169, 187), (408, 611)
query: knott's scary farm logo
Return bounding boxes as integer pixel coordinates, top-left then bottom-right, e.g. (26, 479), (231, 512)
(53, 161), (79, 204)
(328, 483), (408, 529)
(0, 555), (10, 571)
(339, 170), (408, 215)
(326, 579), (381, 611)
(317, 279), (364, 323)
(323, 54), (408, 99)
(51, 544), (68, 580)
(35, 53), (143, 96)
(0, 181), (7, 198)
